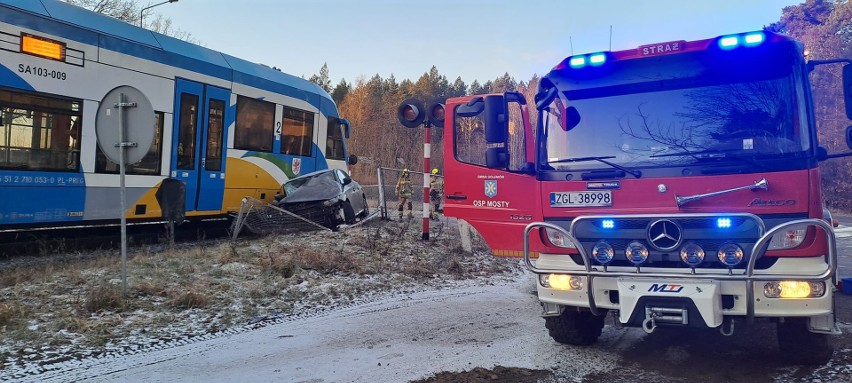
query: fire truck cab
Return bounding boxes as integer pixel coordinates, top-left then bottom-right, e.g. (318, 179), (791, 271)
(443, 31), (852, 365)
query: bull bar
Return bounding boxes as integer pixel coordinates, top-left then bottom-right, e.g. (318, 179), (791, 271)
(522, 218), (837, 322)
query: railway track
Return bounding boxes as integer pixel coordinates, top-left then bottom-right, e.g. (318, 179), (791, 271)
(0, 219), (233, 268)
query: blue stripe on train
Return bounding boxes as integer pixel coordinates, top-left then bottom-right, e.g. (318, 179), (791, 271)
(0, 171), (86, 224)
(0, 64), (35, 91)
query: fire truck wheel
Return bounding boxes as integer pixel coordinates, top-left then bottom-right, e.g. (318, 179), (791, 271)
(776, 318), (833, 365)
(544, 309), (606, 346)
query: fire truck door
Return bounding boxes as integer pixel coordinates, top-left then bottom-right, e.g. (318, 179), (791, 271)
(443, 95), (541, 256)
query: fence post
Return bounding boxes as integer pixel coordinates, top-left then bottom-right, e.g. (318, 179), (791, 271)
(377, 167), (387, 219)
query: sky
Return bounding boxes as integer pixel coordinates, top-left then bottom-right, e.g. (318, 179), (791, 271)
(160, 0), (802, 86)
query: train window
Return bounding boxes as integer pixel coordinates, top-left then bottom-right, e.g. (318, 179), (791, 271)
(95, 111), (164, 175)
(205, 99), (225, 171)
(0, 88), (81, 171)
(176, 93), (199, 170)
(280, 106), (314, 157)
(235, 96), (274, 152)
(325, 117), (345, 160)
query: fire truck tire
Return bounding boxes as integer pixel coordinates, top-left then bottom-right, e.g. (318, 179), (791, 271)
(544, 309), (606, 346)
(776, 318), (833, 365)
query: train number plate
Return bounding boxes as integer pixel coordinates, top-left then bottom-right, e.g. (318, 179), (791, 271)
(550, 191), (612, 207)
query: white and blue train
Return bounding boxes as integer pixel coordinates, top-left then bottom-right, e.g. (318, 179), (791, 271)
(0, 0), (355, 230)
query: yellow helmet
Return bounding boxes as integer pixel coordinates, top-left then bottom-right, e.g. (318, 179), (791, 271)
(402, 168), (409, 174)
(431, 168), (439, 175)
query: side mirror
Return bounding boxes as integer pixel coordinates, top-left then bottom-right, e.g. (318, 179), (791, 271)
(342, 177), (352, 186)
(486, 147), (509, 169)
(457, 97), (484, 117)
(483, 95), (507, 143)
(348, 154), (358, 165)
(845, 126), (852, 150)
(339, 118), (351, 139)
(844, 64), (852, 119)
(565, 106), (581, 131)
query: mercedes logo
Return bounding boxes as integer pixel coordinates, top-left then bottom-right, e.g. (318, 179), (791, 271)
(647, 219), (682, 251)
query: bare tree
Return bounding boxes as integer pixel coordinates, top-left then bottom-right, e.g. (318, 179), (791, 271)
(63, 0), (197, 42)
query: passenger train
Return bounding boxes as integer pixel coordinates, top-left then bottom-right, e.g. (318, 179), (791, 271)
(0, 0), (355, 230)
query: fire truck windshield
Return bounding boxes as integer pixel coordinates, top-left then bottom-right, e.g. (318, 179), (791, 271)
(542, 46), (810, 173)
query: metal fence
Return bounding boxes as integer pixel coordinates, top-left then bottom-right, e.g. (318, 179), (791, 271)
(369, 167), (443, 220)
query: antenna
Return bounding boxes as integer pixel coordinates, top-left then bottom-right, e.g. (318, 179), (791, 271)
(609, 25), (613, 51)
(569, 36), (573, 55)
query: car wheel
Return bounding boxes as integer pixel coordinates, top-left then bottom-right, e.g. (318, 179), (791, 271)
(544, 309), (606, 346)
(342, 201), (356, 224)
(777, 318), (833, 365)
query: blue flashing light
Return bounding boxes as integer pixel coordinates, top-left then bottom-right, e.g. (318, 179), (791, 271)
(718, 36), (739, 50)
(717, 217), (732, 229)
(569, 56), (586, 68)
(601, 219), (615, 229)
(743, 32), (765, 46)
(589, 53), (607, 66)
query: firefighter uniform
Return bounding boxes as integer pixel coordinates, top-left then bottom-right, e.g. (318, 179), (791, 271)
(395, 169), (414, 218)
(429, 168), (444, 220)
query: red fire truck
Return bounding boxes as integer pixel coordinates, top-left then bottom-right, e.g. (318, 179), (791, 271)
(442, 31), (852, 364)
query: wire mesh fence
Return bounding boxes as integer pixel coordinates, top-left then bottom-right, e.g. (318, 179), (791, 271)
(371, 167), (443, 220)
(229, 167), (444, 238)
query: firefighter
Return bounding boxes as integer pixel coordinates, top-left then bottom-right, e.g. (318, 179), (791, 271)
(395, 168), (413, 219)
(429, 168), (444, 220)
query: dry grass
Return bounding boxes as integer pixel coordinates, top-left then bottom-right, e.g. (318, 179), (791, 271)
(84, 284), (126, 313)
(0, 218), (520, 374)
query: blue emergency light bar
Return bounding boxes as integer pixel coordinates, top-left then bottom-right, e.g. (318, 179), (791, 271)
(718, 32), (765, 50)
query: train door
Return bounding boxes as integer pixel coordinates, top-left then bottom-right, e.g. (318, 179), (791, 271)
(171, 78), (229, 212)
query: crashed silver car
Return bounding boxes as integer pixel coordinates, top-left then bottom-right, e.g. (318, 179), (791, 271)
(275, 168), (369, 229)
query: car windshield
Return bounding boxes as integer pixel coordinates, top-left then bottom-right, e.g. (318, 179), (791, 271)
(542, 46), (810, 171)
(283, 171), (337, 195)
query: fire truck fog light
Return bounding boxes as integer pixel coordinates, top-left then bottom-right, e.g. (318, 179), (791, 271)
(768, 227), (806, 250)
(541, 274), (583, 291)
(763, 281), (825, 298)
(544, 228), (576, 249)
(625, 241), (649, 265)
(717, 243), (744, 266)
(592, 240), (614, 264)
(679, 242), (705, 267)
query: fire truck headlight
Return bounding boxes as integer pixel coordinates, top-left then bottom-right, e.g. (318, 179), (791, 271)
(763, 281), (825, 298)
(717, 243), (744, 266)
(768, 226), (807, 250)
(679, 242), (705, 267)
(540, 274), (583, 291)
(625, 241), (649, 265)
(543, 228), (576, 249)
(592, 240), (614, 264)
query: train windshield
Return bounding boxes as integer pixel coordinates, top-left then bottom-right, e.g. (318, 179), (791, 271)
(542, 45), (810, 172)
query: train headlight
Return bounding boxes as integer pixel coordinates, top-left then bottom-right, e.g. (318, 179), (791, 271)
(592, 240), (614, 265)
(717, 243), (744, 266)
(763, 281), (825, 298)
(679, 242), (705, 267)
(543, 228), (576, 249)
(540, 274), (583, 291)
(625, 241), (649, 265)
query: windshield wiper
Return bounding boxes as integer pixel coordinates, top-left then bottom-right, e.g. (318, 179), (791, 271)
(549, 156), (642, 178)
(650, 149), (767, 171)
